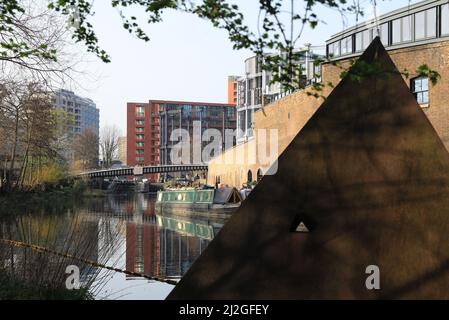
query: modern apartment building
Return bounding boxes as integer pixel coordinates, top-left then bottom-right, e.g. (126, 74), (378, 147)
(53, 89), (100, 136)
(234, 46), (322, 145)
(53, 89), (100, 162)
(158, 101), (236, 166)
(324, 0), (449, 150)
(127, 102), (160, 168)
(127, 100), (236, 170)
(208, 0), (449, 188)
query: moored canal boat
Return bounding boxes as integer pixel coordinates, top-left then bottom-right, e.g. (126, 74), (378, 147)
(155, 188), (242, 219)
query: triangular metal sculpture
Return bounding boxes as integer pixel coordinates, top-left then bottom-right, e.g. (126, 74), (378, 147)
(168, 38), (449, 299)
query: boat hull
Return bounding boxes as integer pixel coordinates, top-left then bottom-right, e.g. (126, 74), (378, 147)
(155, 202), (240, 221)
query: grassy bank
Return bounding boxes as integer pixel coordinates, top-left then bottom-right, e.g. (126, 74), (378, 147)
(0, 269), (93, 300)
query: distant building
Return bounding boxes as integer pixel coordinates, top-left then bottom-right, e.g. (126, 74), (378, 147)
(118, 136), (127, 166)
(53, 89), (100, 163)
(53, 89), (100, 136)
(127, 100), (236, 179)
(227, 76), (239, 105)
(233, 46), (321, 145)
(157, 101), (236, 166)
(127, 102), (160, 169)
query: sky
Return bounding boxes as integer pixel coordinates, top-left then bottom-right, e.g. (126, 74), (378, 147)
(66, 0), (422, 135)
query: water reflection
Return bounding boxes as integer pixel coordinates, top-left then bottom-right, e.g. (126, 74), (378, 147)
(0, 193), (226, 300)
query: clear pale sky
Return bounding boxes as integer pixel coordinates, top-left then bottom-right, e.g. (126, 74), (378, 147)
(68, 0), (421, 135)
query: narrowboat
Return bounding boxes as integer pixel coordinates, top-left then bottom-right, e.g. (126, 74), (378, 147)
(155, 187), (242, 219)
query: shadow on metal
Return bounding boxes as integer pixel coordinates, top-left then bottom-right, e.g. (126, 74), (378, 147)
(167, 38), (449, 299)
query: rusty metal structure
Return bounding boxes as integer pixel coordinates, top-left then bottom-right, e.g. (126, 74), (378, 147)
(168, 38), (449, 299)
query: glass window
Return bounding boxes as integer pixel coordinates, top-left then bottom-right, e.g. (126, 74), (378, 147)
(392, 19), (401, 44)
(355, 32), (362, 52)
(415, 11), (425, 40)
(136, 127), (144, 132)
(426, 8), (436, 38)
(346, 36), (353, 54)
(136, 134), (144, 140)
(362, 29), (371, 49)
(442, 4), (449, 36)
(136, 105), (145, 117)
(340, 39), (347, 55)
(341, 36), (352, 55)
(380, 23), (389, 45)
(328, 44), (334, 57)
(402, 15), (412, 42)
(415, 8), (436, 40)
(333, 41), (340, 56)
(393, 16), (412, 44)
(411, 77), (429, 105)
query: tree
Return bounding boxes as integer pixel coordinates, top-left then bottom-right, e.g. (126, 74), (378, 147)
(0, 0), (80, 87)
(0, 0), (373, 90)
(100, 125), (120, 169)
(0, 81), (64, 190)
(73, 128), (99, 172)
(0, 1), (439, 92)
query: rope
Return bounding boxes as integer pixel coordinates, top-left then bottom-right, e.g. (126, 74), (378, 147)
(0, 238), (179, 286)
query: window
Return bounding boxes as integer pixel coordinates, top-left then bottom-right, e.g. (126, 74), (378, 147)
(136, 157), (144, 162)
(415, 11), (425, 40)
(327, 44), (333, 56)
(402, 15), (412, 42)
(136, 127), (144, 132)
(355, 32), (363, 52)
(411, 77), (429, 105)
(442, 4), (449, 36)
(415, 8), (436, 40)
(136, 120), (145, 125)
(333, 41), (340, 56)
(136, 134), (144, 140)
(354, 29), (372, 52)
(136, 105), (145, 117)
(426, 8), (436, 38)
(136, 142), (144, 148)
(136, 149), (144, 155)
(341, 36), (353, 55)
(380, 23), (389, 45)
(392, 16), (412, 44)
(362, 29), (371, 50)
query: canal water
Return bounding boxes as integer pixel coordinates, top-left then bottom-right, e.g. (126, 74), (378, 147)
(0, 194), (227, 300)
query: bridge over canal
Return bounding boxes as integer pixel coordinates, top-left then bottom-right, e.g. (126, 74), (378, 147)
(77, 164), (208, 179)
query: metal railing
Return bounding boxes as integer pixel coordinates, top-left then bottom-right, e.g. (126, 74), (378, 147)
(77, 164), (208, 179)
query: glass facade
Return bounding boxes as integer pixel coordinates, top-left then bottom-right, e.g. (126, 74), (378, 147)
(327, 2), (448, 59)
(159, 102), (237, 165)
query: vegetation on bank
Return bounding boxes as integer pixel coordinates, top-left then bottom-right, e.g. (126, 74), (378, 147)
(0, 179), (93, 217)
(0, 269), (93, 300)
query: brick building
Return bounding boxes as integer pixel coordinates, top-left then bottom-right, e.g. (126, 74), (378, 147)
(208, 0), (449, 187)
(127, 100), (236, 180)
